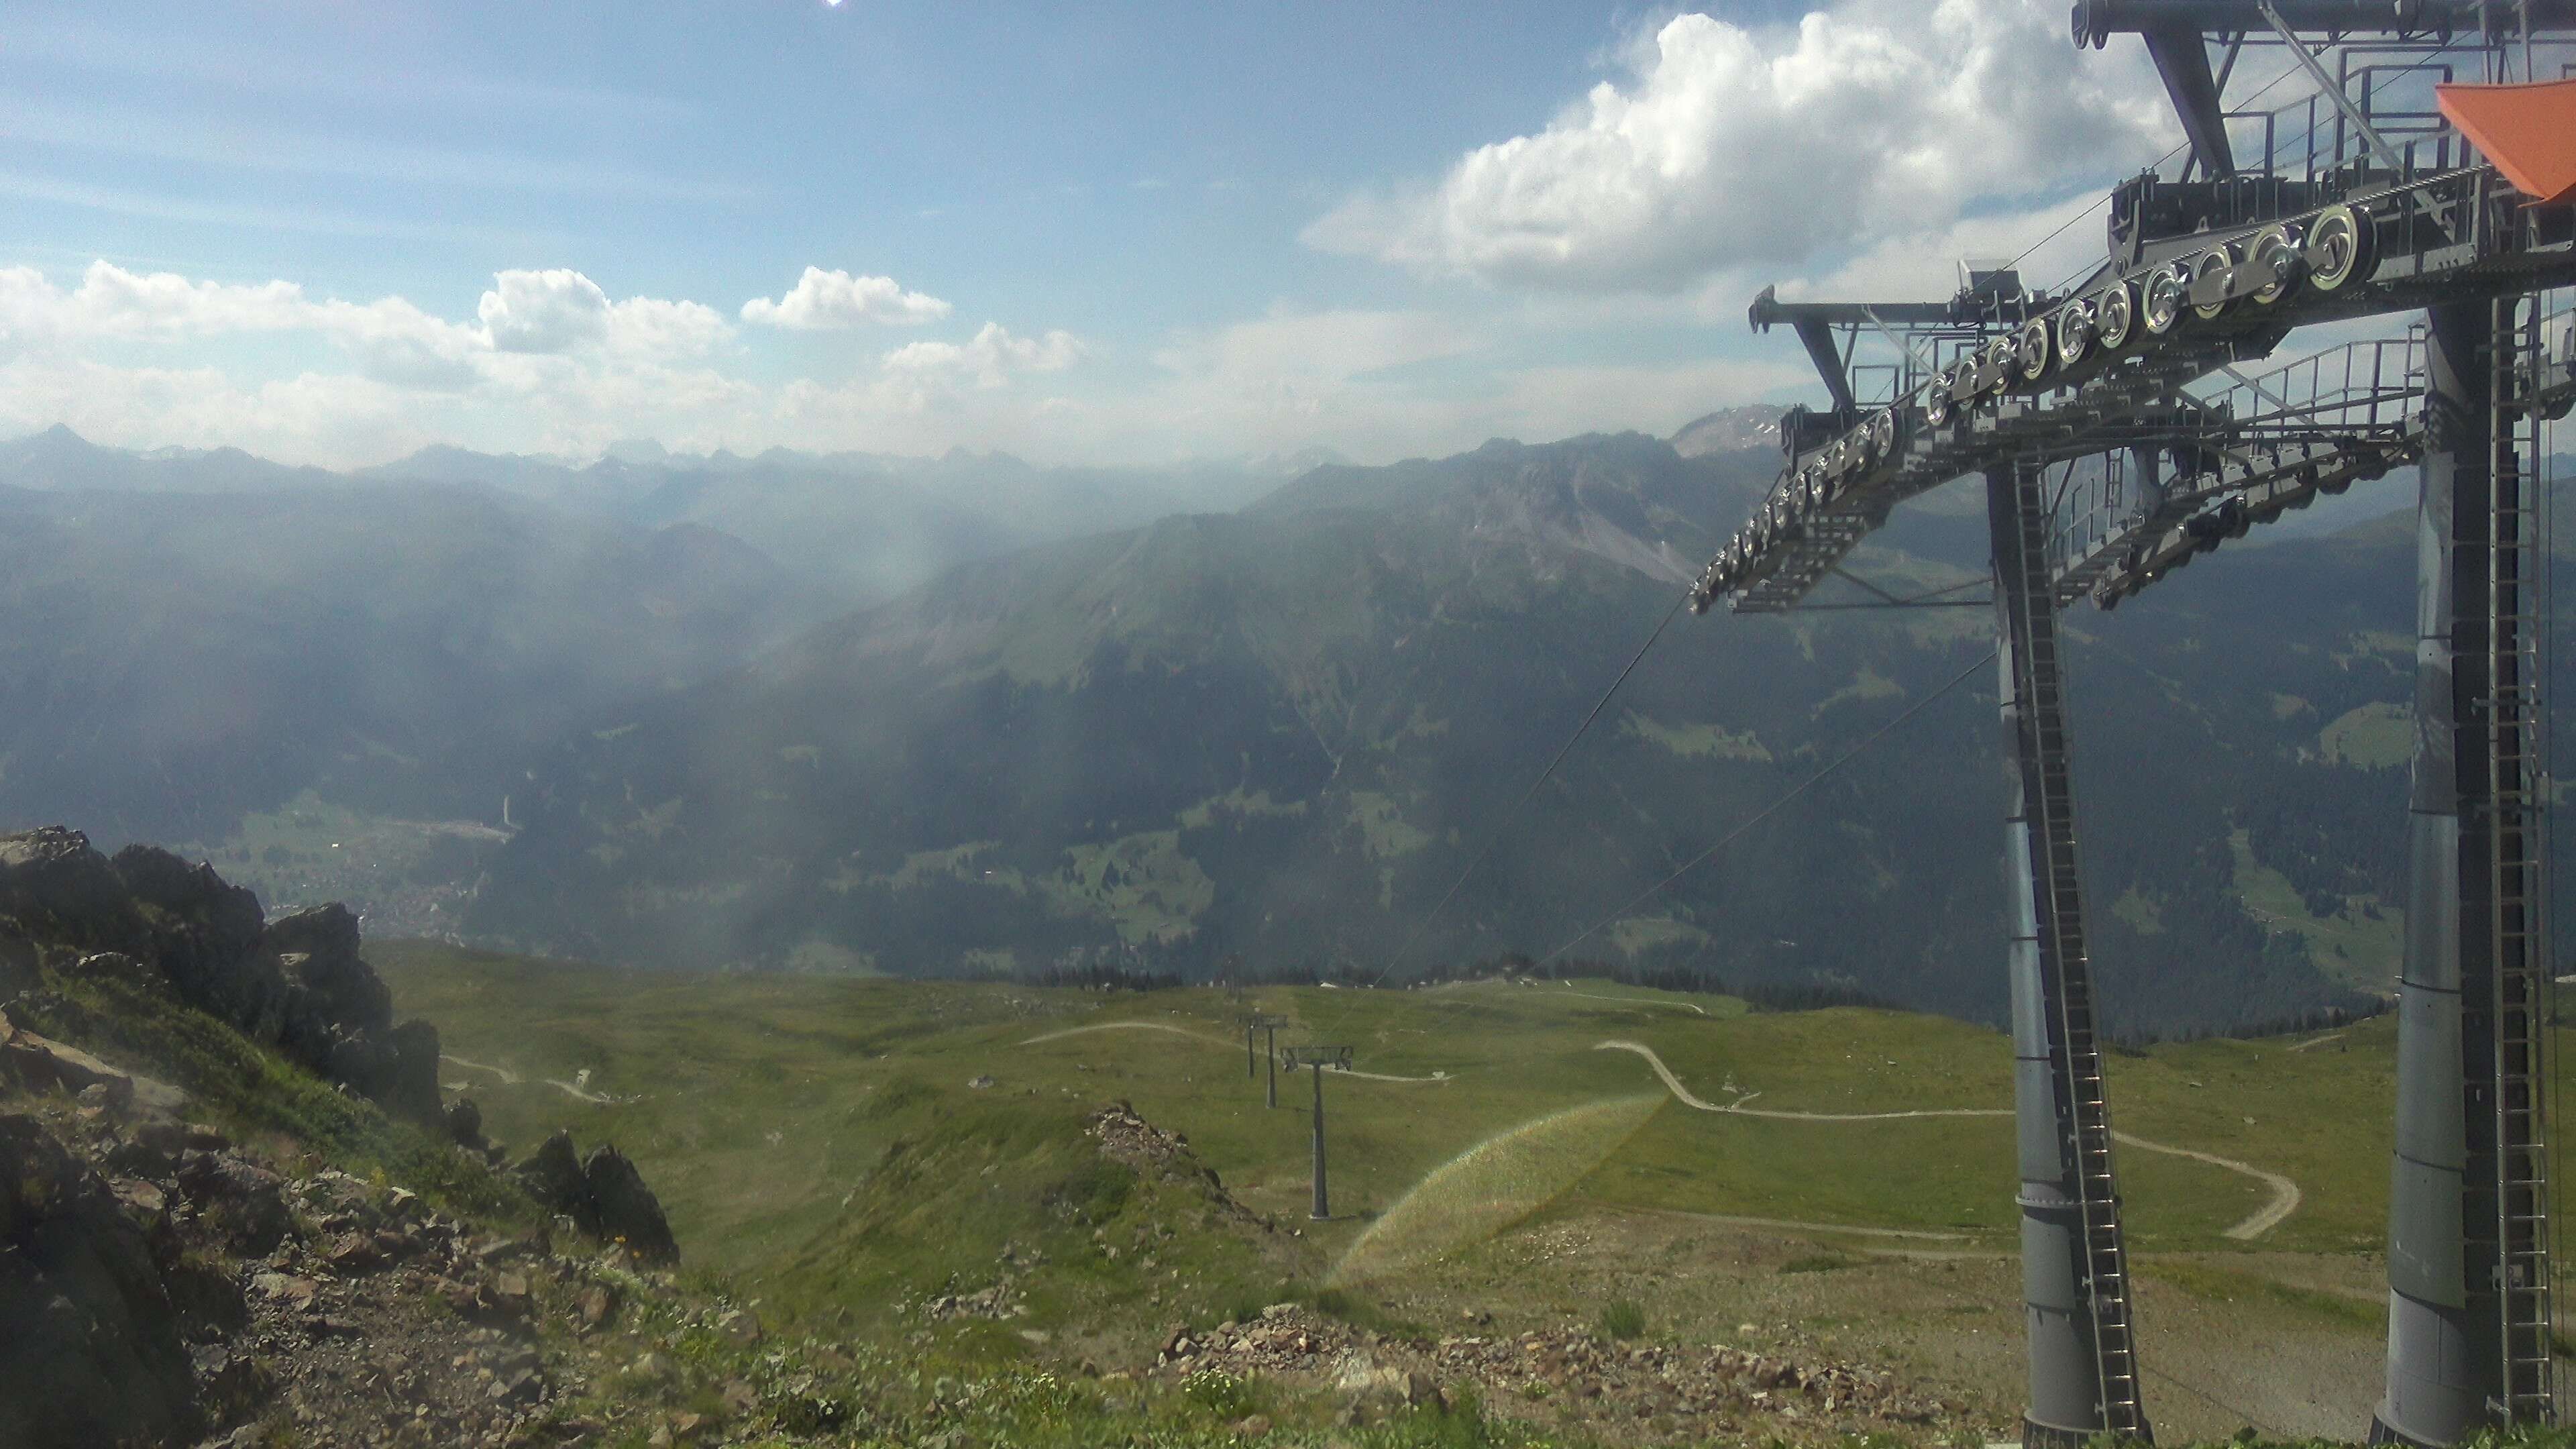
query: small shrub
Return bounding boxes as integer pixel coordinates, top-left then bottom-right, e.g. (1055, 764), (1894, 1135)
(1596, 1298), (1646, 1340)
(1180, 1367), (1258, 1419)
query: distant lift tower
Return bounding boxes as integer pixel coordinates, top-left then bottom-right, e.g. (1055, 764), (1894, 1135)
(1690, 3), (2576, 1441)
(1282, 1044), (1353, 1220)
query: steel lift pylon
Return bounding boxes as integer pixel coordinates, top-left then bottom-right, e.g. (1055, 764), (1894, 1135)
(1991, 462), (2151, 1445)
(2376, 292), (2558, 1444)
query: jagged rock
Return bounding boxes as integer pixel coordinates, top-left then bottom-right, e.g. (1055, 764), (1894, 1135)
(0, 921), (38, 998)
(0, 1014), (190, 1119)
(380, 1018), (443, 1122)
(177, 1152), (294, 1256)
(107, 845), (276, 1032)
(0, 1112), (204, 1448)
(515, 1130), (597, 1232)
(4, 830), (443, 1122)
(444, 1095), (488, 1151)
(266, 904), (392, 1038)
(584, 1144), (680, 1265)
(511, 1131), (681, 1264)
(0, 828), (148, 959)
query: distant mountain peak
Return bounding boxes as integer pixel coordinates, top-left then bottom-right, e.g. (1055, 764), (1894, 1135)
(1670, 406), (1782, 459)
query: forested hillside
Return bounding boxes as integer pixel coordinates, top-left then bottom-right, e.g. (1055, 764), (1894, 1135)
(466, 433), (2512, 1034)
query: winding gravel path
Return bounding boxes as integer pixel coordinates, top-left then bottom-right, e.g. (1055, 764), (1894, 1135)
(1593, 1039), (2302, 1241)
(1017, 1020), (1452, 1080)
(439, 1053), (522, 1085)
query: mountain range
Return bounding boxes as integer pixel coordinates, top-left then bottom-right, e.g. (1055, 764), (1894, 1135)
(0, 421), (2524, 1034)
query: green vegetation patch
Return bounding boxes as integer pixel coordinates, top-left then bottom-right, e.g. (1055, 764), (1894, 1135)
(1177, 788), (1309, 829)
(1617, 712), (1771, 763)
(1603, 916), (1711, 958)
(2112, 886), (2167, 936)
(1044, 830), (1215, 945)
(1348, 790), (1435, 861)
(2318, 702), (2413, 769)
(2228, 828), (2402, 993)
(1812, 665), (1905, 716)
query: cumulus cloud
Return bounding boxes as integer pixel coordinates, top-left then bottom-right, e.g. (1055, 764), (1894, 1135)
(476, 268), (610, 353)
(476, 270), (731, 358)
(883, 321), (1083, 388)
(602, 295), (733, 357)
(0, 260), (732, 378)
(741, 267), (952, 328)
(1305, 0), (2168, 290)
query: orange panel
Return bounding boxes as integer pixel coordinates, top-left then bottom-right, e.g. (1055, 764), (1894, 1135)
(2436, 80), (2576, 207)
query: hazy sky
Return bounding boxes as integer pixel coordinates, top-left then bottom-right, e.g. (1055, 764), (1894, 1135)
(3, 1), (2179, 468)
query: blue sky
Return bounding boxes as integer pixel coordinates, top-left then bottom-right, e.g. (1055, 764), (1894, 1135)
(2, 1), (2176, 468)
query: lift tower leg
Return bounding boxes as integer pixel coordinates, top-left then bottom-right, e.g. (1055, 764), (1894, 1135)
(1988, 464), (2151, 1448)
(2375, 298), (2557, 1445)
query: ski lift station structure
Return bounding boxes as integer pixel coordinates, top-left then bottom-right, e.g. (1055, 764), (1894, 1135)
(1690, 3), (2576, 1444)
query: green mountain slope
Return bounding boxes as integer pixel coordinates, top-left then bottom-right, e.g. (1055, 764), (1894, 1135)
(0, 482), (824, 849)
(464, 431), (2483, 1034)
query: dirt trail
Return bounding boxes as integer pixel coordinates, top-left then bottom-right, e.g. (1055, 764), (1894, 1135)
(1018, 1020), (1452, 1080)
(439, 1053), (523, 1085)
(1595, 1039), (2302, 1240)
(1594, 1040), (2009, 1121)
(1434, 979), (1711, 1015)
(2113, 1132), (2304, 1240)
(1019, 1020), (1239, 1049)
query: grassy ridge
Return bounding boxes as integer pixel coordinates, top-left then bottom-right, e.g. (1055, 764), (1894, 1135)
(376, 946), (2458, 1275)
(376, 943), (2576, 1439)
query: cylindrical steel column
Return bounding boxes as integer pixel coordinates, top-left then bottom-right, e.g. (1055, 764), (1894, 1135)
(1266, 1026), (1279, 1109)
(2373, 301), (2498, 1447)
(1991, 470), (2114, 1445)
(1310, 1063), (1329, 1220)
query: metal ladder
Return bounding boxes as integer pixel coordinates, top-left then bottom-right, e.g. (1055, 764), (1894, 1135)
(2485, 292), (2557, 1423)
(2004, 463), (2151, 1439)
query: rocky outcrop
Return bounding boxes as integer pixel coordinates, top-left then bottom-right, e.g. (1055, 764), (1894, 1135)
(0, 1112), (204, 1448)
(581, 1144), (680, 1265)
(0, 826), (148, 956)
(513, 1130), (680, 1265)
(0, 828), (441, 1124)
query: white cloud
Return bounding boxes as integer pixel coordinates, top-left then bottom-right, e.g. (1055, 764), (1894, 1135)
(604, 296), (733, 357)
(883, 321), (1083, 388)
(1776, 191), (2114, 307)
(741, 267), (952, 329)
(477, 268), (610, 354)
(1155, 307), (1478, 386)
(1305, 0), (2169, 291)
(0, 259), (1816, 472)
(309, 296), (489, 390)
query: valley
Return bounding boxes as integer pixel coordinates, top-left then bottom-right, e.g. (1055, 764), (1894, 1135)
(378, 941), (2459, 1443)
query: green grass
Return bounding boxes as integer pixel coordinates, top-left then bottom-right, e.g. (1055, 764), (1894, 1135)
(1593, 1299), (1645, 1340)
(374, 945), (2491, 1273)
(369, 941), (2576, 1440)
